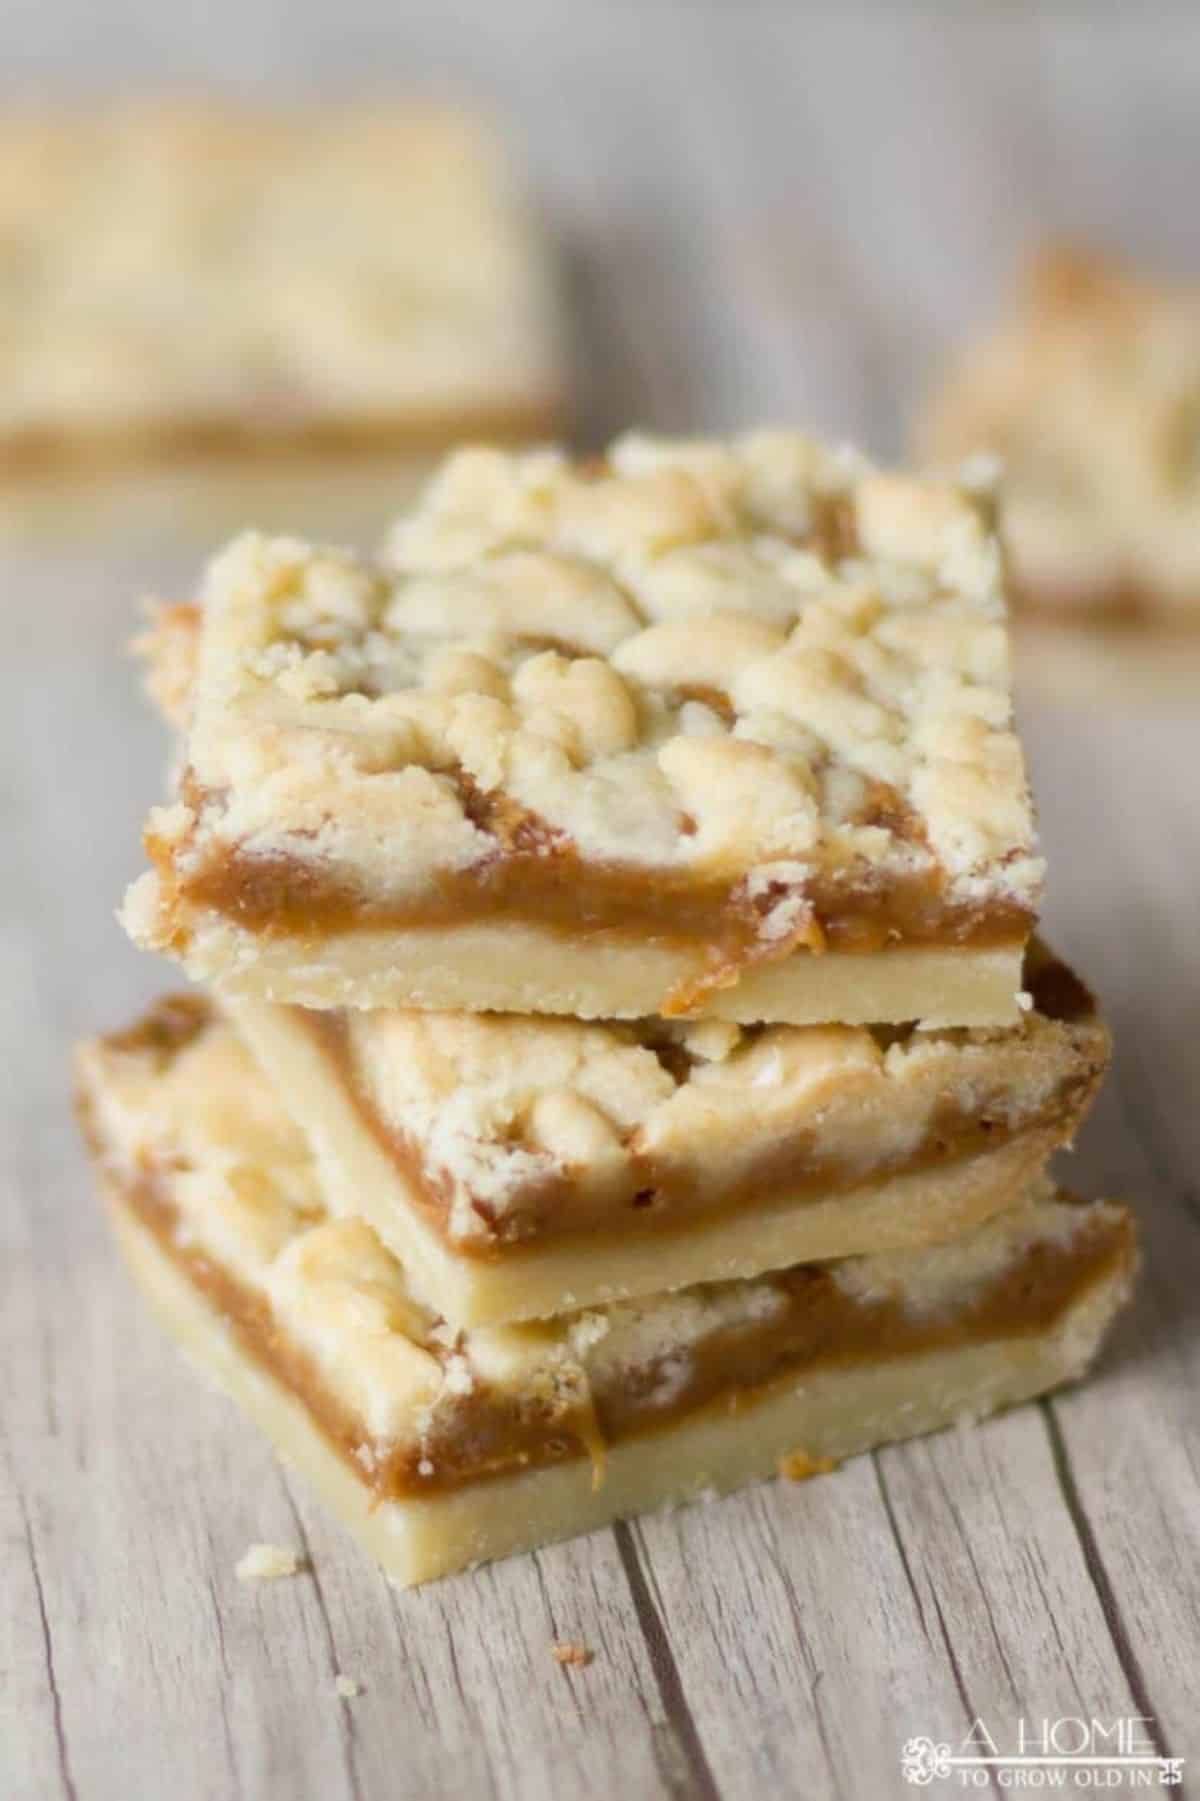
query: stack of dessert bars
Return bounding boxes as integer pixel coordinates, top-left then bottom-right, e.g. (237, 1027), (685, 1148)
(77, 431), (1136, 1589)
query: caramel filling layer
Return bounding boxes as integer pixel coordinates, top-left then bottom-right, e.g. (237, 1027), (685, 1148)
(150, 776), (1032, 1011)
(301, 954), (1104, 1256)
(112, 1159), (1131, 1502)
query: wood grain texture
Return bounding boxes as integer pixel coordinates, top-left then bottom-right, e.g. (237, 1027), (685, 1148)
(2, 5), (1199, 1798)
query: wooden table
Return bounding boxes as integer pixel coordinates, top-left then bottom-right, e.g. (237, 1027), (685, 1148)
(3, 7), (1199, 1797)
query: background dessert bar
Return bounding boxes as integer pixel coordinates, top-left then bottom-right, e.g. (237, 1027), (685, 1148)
(921, 246), (1200, 630)
(0, 100), (565, 469)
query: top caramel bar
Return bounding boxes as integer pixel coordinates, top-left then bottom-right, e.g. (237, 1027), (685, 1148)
(0, 101), (564, 466)
(921, 246), (1200, 623)
(123, 431), (1042, 1024)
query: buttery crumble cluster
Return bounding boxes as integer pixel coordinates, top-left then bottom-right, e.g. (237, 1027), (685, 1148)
(235, 1543), (304, 1583)
(159, 430), (1041, 916)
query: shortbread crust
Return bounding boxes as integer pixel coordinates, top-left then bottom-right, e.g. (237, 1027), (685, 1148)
(0, 101), (564, 467)
(123, 433), (1042, 1024)
(231, 946), (1107, 1324)
(922, 247), (1200, 626)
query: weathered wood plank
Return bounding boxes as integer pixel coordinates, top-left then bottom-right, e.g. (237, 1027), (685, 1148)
(876, 1412), (1149, 1751)
(286, 1475), (682, 1801)
(1025, 707), (1200, 1769)
(626, 1458), (968, 1800)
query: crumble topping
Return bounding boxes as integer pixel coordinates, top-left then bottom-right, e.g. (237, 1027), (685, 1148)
(141, 430), (1040, 934)
(922, 246), (1200, 614)
(0, 101), (562, 448)
(135, 603), (201, 730)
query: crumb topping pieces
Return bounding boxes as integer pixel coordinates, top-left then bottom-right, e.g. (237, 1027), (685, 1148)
(235, 1543), (305, 1583)
(169, 431), (1039, 915)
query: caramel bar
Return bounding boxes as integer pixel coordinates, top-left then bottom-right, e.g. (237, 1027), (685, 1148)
(229, 946), (1107, 1325)
(77, 1007), (1134, 1589)
(123, 432), (1042, 1026)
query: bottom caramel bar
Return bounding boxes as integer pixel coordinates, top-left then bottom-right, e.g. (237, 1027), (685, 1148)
(78, 1019), (1135, 1589)
(108, 1193), (1130, 1589)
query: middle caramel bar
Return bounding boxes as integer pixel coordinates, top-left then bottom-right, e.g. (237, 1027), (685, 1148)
(226, 945), (1106, 1327)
